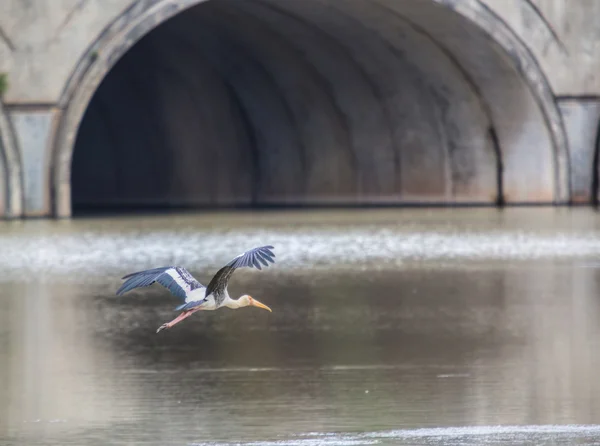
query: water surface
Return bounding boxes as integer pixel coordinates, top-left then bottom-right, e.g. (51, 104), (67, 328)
(2, 208), (600, 445)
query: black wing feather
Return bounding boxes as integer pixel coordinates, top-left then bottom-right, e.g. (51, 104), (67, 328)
(116, 266), (204, 300)
(205, 245), (276, 304)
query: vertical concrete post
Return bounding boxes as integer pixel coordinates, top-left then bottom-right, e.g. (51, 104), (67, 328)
(8, 107), (60, 217)
(0, 100), (23, 218)
(557, 99), (600, 203)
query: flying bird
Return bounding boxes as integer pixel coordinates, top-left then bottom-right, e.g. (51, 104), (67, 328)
(116, 245), (276, 333)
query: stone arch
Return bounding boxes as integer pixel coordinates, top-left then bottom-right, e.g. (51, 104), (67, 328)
(428, 0), (570, 202)
(52, 0), (570, 217)
(0, 99), (23, 218)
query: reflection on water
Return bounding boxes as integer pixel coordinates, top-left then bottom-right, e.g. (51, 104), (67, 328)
(2, 208), (600, 445)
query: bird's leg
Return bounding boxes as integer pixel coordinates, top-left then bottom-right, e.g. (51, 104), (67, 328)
(156, 310), (195, 333)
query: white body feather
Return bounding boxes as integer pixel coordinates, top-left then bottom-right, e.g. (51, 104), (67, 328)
(181, 287), (244, 312)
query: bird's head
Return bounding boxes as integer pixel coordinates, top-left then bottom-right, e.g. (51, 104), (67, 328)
(239, 294), (272, 312)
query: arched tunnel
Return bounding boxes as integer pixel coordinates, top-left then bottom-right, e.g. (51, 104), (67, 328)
(69, 0), (565, 213)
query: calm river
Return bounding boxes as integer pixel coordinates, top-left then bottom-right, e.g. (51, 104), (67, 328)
(2, 208), (600, 445)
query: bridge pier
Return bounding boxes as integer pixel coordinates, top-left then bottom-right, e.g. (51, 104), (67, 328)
(0, 101), (22, 218)
(557, 99), (600, 204)
(7, 106), (59, 217)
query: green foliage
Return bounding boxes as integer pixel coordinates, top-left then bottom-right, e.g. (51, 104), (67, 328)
(0, 73), (7, 97)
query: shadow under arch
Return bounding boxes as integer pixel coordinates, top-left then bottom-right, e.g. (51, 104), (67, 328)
(51, 0), (570, 218)
(0, 100), (22, 218)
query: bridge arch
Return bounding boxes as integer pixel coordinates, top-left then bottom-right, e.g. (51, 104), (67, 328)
(51, 0), (570, 217)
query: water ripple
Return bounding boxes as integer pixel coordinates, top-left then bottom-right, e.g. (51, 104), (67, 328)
(2, 212), (600, 281)
(189, 424), (600, 445)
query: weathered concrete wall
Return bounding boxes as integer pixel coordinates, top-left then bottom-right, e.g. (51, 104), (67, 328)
(0, 0), (599, 217)
(0, 1), (137, 103)
(3, 0), (600, 102)
(480, 0), (600, 96)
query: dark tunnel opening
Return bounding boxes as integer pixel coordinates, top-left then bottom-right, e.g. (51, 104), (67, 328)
(70, 0), (561, 215)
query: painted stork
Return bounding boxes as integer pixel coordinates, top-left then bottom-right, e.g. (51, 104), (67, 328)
(116, 245), (276, 333)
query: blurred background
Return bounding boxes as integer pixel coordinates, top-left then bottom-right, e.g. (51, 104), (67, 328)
(2, 0), (600, 445)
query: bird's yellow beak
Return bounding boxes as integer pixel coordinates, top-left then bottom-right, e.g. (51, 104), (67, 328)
(249, 297), (272, 312)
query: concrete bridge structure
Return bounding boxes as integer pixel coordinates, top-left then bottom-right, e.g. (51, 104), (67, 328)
(0, 0), (600, 218)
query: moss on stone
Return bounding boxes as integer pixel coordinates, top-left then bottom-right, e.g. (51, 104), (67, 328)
(0, 73), (8, 97)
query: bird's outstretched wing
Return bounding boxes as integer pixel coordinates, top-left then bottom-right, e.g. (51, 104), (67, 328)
(204, 245), (276, 304)
(116, 266), (205, 302)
